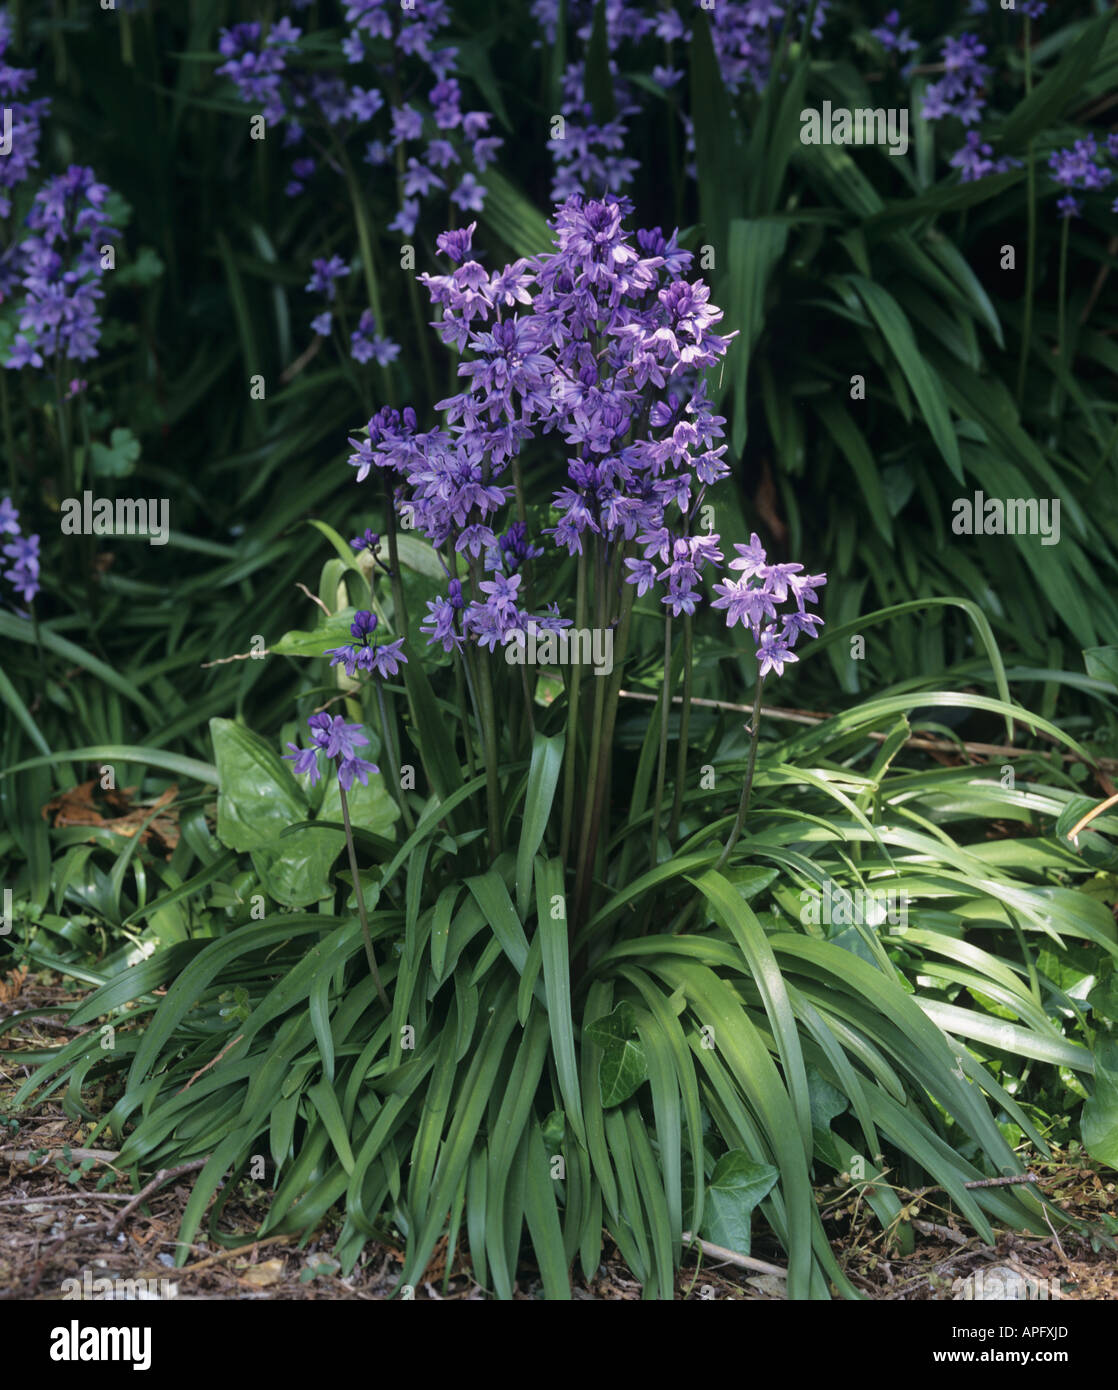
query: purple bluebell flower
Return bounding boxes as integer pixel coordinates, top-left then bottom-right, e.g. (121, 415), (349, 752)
(712, 533), (826, 678)
(872, 9), (918, 56)
(949, 131), (1019, 184)
(284, 712), (379, 790)
(436, 222), (477, 264)
(1048, 135), (1113, 217)
(5, 165), (119, 368)
(921, 34), (990, 128)
(350, 528), (381, 553)
(0, 16), (51, 226)
(326, 608), (409, 680)
(349, 193), (746, 651)
(450, 172), (486, 213)
(3, 529), (40, 603)
(306, 256), (350, 300)
(350, 309), (401, 366)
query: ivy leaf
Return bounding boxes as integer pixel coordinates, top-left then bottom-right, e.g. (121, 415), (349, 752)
(90, 427), (141, 479)
(586, 1001), (647, 1107)
(115, 246), (165, 289)
(701, 1151), (779, 1255)
(1085, 646), (1118, 691)
(585, 1000), (639, 1048)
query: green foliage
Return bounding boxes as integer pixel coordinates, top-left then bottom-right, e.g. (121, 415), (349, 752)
(3, 0), (1117, 1304)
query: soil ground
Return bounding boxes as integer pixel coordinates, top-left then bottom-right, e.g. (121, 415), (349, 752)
(3, 969), (1116, 1301)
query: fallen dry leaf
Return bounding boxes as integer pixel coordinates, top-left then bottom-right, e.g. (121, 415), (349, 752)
(42, 779), (180, 857)
(0, 966), (29, 1003)
(236, 1258), (285, 1287)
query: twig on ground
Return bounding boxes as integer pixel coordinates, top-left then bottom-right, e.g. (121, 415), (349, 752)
(175, 1234), (296, 1275)
(106, 1159), (210, 1237)
(617, 690), (1118, 775)
(1, 1147), (121, 1167)
(681, 1232), (788, 1278)
(0, 1192), (133, 1205)
(175, 1033), (243, 1094)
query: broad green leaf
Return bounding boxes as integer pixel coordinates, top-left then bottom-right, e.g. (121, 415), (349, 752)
(1082, 1041), (1118, 1169)
(702, 1150), (779, 1256)
(516, 733), (563, 917)
(848, 276), (962, 481)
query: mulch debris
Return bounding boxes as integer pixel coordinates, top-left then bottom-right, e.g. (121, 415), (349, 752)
(2, 968), (1115, 1301)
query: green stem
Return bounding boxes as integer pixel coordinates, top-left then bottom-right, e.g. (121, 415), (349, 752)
(648, 615), (674, 869)
(383, 475), (408, 639)
(574, 574), (637, 935)
(341, 151), (395, 407)
(1016, 20), (1036, 406)
(405, 264), (437, 406)
(119, 3), (133, 65)
(474, 646), (502, 859)
(1, 374), (16, 495)
(519, 663), (535, 747)
(714, 674), (765, 872)
(559, 547), (587, 868)
(339, 779), (390, 1014)
(668, 614), (693, 841)
(1055, 213), (1070, 428)
(454, 652), (477, 781)
(574, 539), (609, 907)
(511, 455), (535, 611)
(376, 679), (415, 834)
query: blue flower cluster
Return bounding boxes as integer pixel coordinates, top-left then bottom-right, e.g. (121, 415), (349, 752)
(347, 193), (822, 675)
(284, 711), (379, 790)
(326, 608), (407, 679)
(215, 4), (500, 224)
(0, 9), (50, 237)
(921, 33), (991, 126)
(871, 9), (917, 57)
(0, 495), (39, 604)
(1049, 134), (1118, 220)
(4, 165), (120, 368)
(530, 2), (830, 200)
(711, 532), (824, 678)
(217, 4), (499, 355)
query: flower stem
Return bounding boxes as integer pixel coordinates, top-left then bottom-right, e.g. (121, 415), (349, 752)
(474, 646), (502, 859)
(341, 151), (395, 407)
(375, 678), (415, 834)
(714, 674), (765, 872)
(648, 615), (674, 868)
(1, 373), (16, 496)
(382, 474), (408, 638)
(573, 574), (636, 932)
(454, 651), (477, 780)
(1055, 213), (1070, 429)
(1016, 19), (1036, 406)
(560, 547), (588, 868)
(338, 778), (390, 1014)
(574, 539), (609, 906)
(668, 613), (693, 840)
